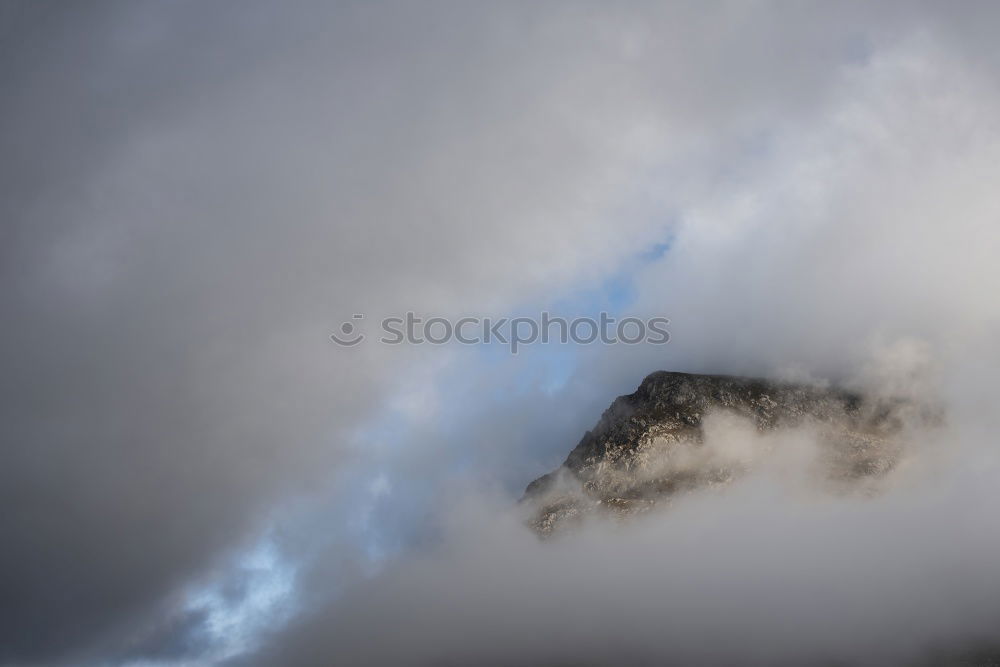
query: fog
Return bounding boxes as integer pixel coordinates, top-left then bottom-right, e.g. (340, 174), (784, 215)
(247, 426), (1000, 667)
(243, 341), (1000, 666)
(2, 2), (1000, 665)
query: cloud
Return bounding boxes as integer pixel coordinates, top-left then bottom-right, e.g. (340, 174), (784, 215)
(3, 2), (1000, 665)
(238, 8), (1000, 666)
(243, 417), (1000, 667)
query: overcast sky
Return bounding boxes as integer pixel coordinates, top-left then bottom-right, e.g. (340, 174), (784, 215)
(3, 2), (1000, 666)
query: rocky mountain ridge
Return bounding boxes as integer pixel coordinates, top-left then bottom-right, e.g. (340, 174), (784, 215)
(523, 371), (919, 534)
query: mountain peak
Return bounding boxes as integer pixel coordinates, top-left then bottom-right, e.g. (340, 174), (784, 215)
(523, 371), (925, 535)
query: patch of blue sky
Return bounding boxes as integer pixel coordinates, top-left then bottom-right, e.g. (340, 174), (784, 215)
(483, 233), (676, 395)
(136, 535), (298, 667)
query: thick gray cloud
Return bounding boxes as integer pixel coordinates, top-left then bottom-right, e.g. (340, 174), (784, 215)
(3, 2), (1000, 665)
(0, 2), (669, 661)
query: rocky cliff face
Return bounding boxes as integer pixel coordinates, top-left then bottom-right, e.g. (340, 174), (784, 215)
(523, 371), (921, 535)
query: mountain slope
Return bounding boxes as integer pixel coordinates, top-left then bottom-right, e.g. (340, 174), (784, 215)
(523, 371), (916, 534)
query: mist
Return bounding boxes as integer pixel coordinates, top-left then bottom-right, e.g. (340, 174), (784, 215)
(2, 2), (1000, 666)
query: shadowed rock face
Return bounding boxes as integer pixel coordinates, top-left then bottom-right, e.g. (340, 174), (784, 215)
(523, 371), (916, 535)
